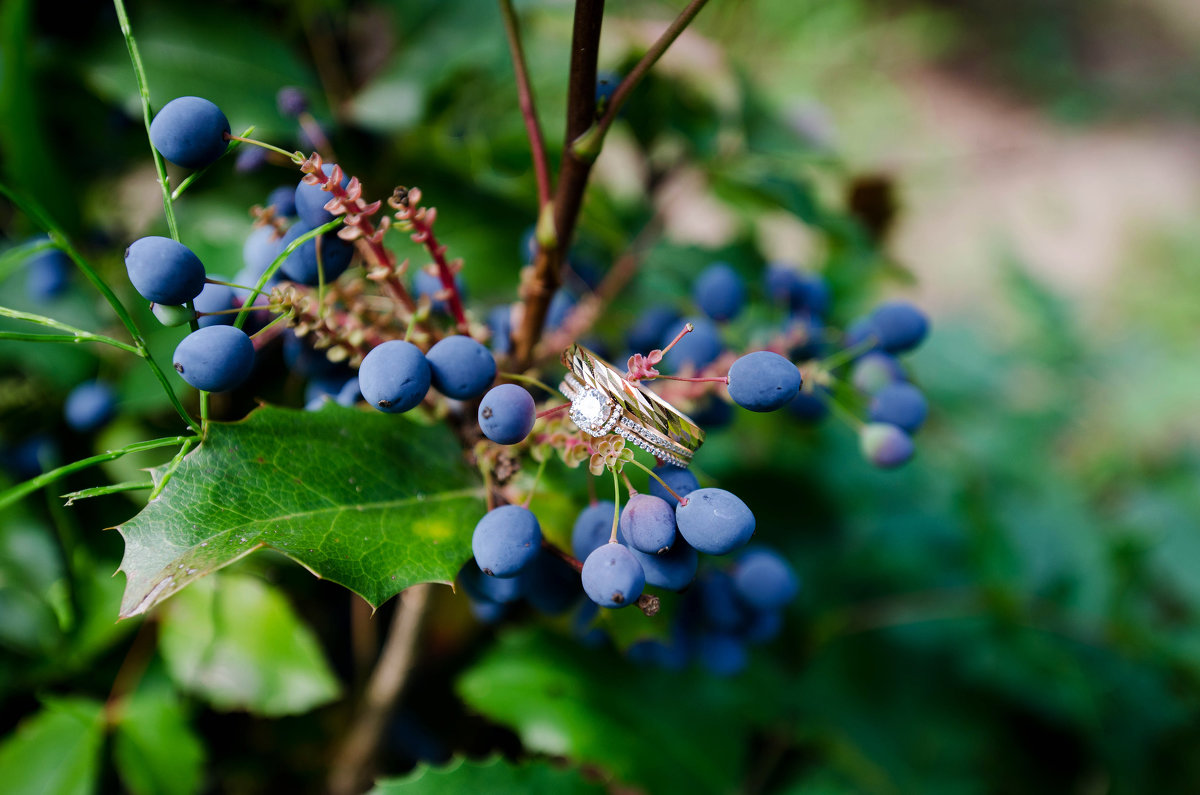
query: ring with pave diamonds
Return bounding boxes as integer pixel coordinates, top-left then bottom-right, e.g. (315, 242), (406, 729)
(558, 343), (704, 468)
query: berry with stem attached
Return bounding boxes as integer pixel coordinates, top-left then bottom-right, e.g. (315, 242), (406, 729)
(358, 340), (430, 414)
(727, 351), (802, 412)
(278, 222), (354, 286)
(124, 236), (207, 305)
(868, 382), (927, 433)
(619, 493), (677, 554)
(647, 465), (699, 504)
(149, 96), (230, 169)
(582, 542), (645, 608)
(675, 488), (756, 555)
(478, 384), (535, 445)
(172, 325), (256, 392)
(472, 504), (542, 578)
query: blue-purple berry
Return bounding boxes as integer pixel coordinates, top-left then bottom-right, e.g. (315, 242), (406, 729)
(727, 351), (802, 412)
(194, 280), (235, 328)
(149, 96), (230, 169)
(582, 542), (645, 608)
(628, 538), (698, 591)
(278, 222), (354, 286)
(675, 487), (756, 555)
(472, 504), (542, 578)
(860, 422), (915, 468)
(572, 501), (616, 561)
(172, 325), (255, 392)
(868, 382), (927, 433)
(276, 86), (308, 118)
(478, 384), (535, 445)
(124, 236), (207, 305)
(869, 301), (929, 353)
(426, 336), (496, 400)
(266, 186), (297, 217)
(732, 548), (799, 610)
(851, 351), (905, 395)
(618, 494), (677, 555)
(693, 262), (746, 322)
(25, 248), (70, 301)
(648, 465), (699, 504)
(64, 380), (117, 432)
(359, 340), (430, 413)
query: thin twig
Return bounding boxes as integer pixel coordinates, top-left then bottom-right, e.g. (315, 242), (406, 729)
(574, 0), (712, 160)
(328, 584), (433, 795)
(500, 0), (551, 208)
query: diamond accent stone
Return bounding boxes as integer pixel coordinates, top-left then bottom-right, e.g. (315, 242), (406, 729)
(568, 388), (618, 437)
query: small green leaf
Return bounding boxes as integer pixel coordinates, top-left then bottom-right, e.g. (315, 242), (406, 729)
(0, 697), (105, 795)
(457, 628), (753, 794)
(116, 403), (484, 617)
(159, 572), (339, 716)
(112, 675), (205, 795)
(370, 756), (604, 794)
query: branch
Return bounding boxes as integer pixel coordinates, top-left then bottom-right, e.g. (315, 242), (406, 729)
(500, 0), (551, 208)
(328, 584), (433, 795)
(512, 0), (606, 366)
(574, 0), (711, 160)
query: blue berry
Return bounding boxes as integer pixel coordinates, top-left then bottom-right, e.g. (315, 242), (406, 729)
(278, 222), (354, 286)
(660, 317), (723, 372)
(628, 538), (698, 591)
(693, 262), (746, 322)
(235, 146), (268, 173)
(544, 289), (575, 331)
(618, 494), (677, 555)
(172, 325), (255, 392)
(124, 236), (207, 305)
(335, 377), (360, 406)
(869, 301), (929, 353)
(294, 163), (350, 227)
(266, 186), (297, 217)
(743, 609), (783, 644)
(697, 571), (749, 631)
(690, 396), (735, 430)
(792, 272), (831, 317)
(358, 340), (430, 413)
(572, 501), (616, 561)
(785, 387), (829, 423)
(64, 380), (117, 432)
(727, 351), (802, 412)
(487, 305), (513, 355)
(25, 248), (70, 301)
(627, 306), (680, 355)
(478, 384), (535, 445)
(523, 549), (583, 615)
(851, 351), (905, 395)
(243, 225), (284, 274)
(149, 96), (230, 169)
(648, 465), (699, 504)
(675, 487), (755, 555)
(194, 280), (235, 328)
(595, 70), (620, 111)
(860, 422), (915, 468)
(581, 542), (645, 608)
(843, 316), (876, 352)
(732, 548), (799, 610)
(414, 270), (467, 315)
(458, 561), (524, 604)
(276, 86), (308, 118)
(472, 504), (542, 578)
(426, 336), (496, 400)
(868, 382), (927, 433)
(696, 632), (748, 676)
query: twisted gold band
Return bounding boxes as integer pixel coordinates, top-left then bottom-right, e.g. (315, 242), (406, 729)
(559, 343), (704, 467)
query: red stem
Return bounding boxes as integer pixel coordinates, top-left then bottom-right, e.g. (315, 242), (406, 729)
(407, 210), (469, 333)
(542, 538), (584, 573)
(536, 402), (571, 419)
(499, 0), (551, 208)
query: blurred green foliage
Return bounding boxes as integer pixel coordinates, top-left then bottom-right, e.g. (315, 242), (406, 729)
(2, 1), (1200, 794)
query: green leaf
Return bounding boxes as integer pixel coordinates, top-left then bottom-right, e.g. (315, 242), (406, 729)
(116, 403), (484, 617)
(159, 572), (339, 716)
(0, 697), (105, 795)
(457, 628), (753, 794)
(371, 756), (604, 794)
(112, 674), (206, 795)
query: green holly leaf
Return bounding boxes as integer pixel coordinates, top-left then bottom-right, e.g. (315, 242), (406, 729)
(116, 404), (484, 617)
(0, 697), (106, 795)
(370, 756), (604, 794)
(159, 573), (338, 716)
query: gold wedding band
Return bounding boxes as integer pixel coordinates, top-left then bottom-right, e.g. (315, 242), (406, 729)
(559, 343), (704, 467)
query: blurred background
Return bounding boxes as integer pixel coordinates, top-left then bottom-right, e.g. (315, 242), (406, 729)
(2, 0), (1200, 792)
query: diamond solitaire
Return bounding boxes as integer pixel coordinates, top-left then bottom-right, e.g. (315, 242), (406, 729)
(567, 387), (620, 437)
